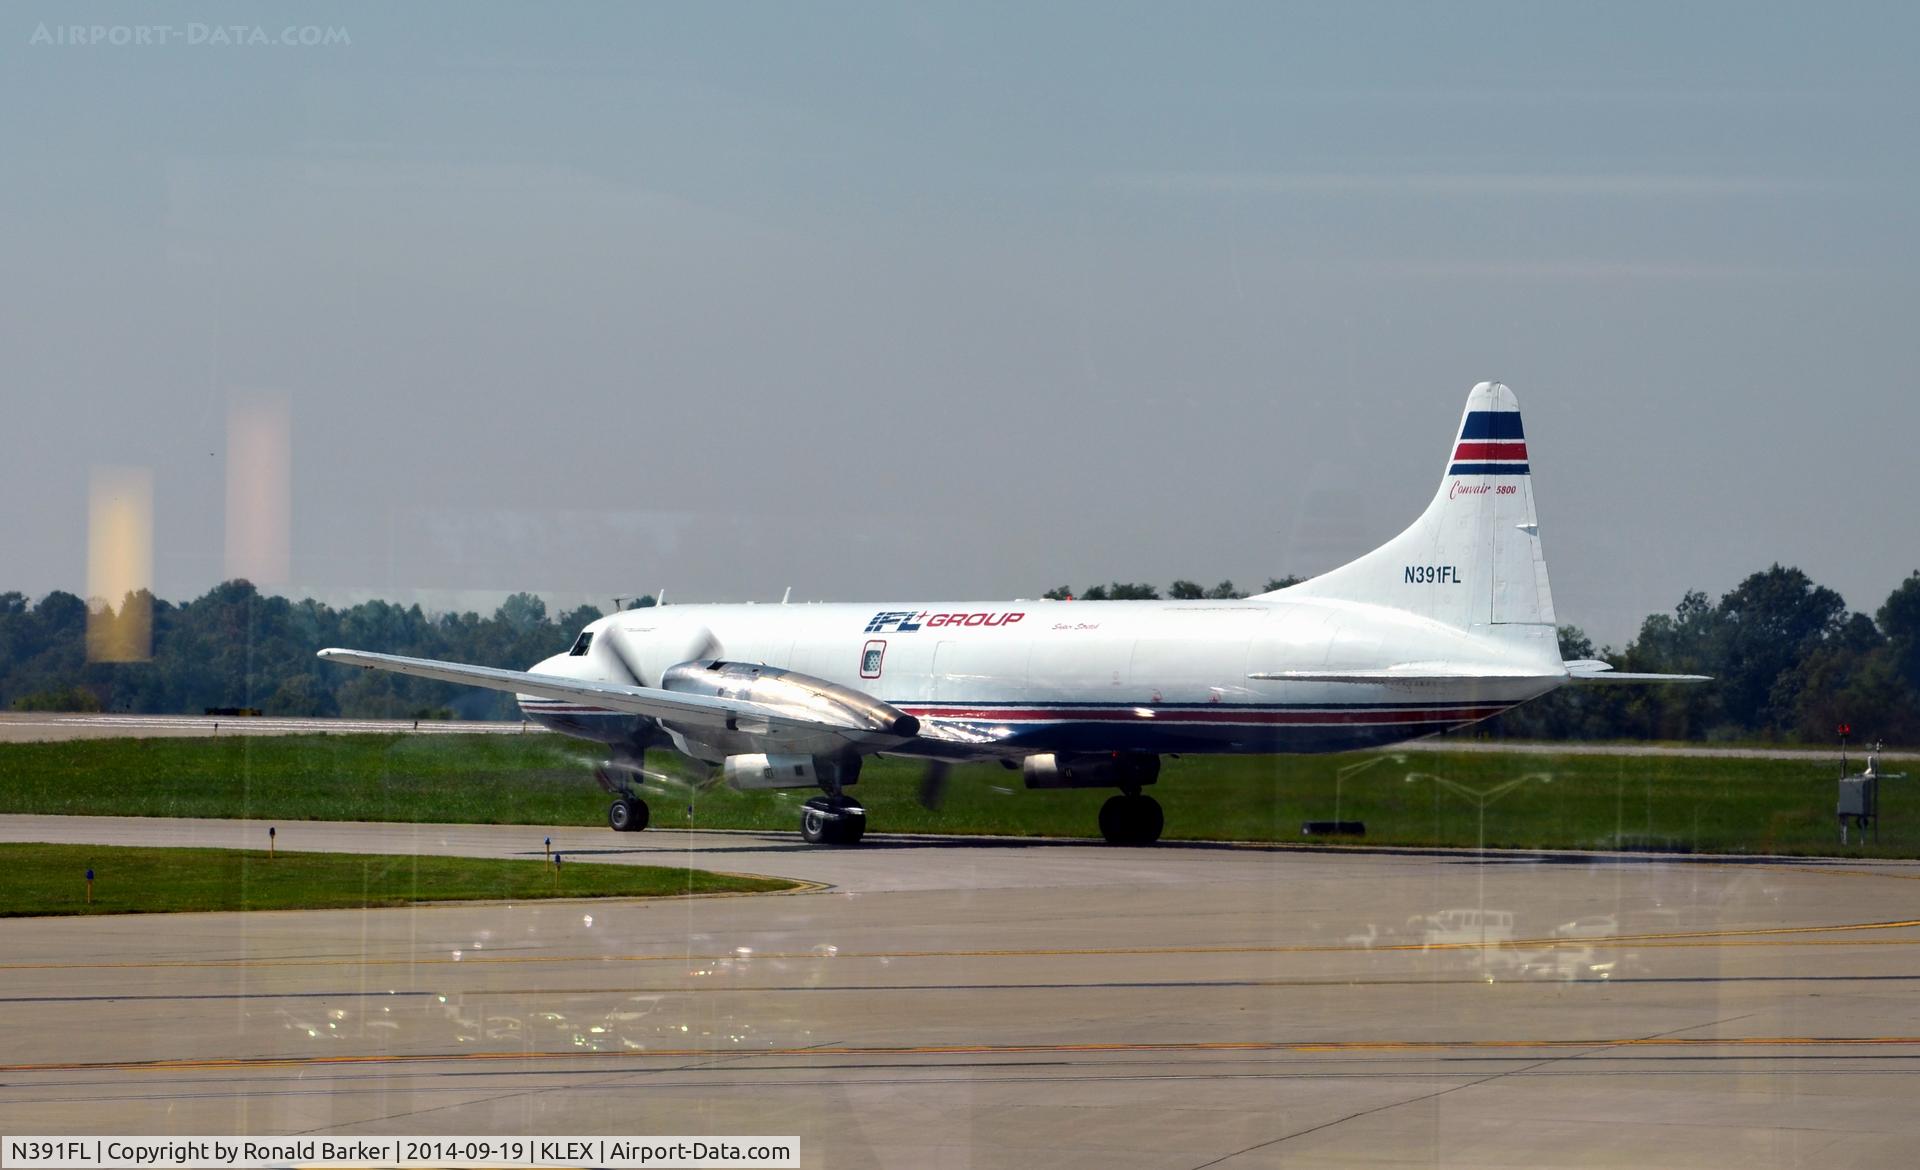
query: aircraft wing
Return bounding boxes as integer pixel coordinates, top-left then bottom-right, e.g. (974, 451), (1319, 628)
(316, 648), (917, 745)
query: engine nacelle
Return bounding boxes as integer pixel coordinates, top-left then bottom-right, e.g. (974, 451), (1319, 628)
(723, 752), (862, 790)
(1022, 752), (1160, 790)
(724, 753), (819, 789)
(661, 660), (919, 738)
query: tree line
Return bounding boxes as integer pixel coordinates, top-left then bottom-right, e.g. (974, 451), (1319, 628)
(1489, 565), (1920, 745)
(2, 565), (1915, 744)
(0, 583), (623, 721)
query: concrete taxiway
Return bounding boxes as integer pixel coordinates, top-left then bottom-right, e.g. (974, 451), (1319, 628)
(5, 816), (1920, 1168)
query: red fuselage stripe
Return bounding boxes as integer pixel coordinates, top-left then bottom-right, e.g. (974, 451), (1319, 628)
(897, 705), (1507, 725)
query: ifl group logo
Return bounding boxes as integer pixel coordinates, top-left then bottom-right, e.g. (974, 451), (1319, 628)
(864, 610), (1024, 633)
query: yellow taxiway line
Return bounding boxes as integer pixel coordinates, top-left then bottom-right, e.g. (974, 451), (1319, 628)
(8, 1034), (1920, 1075)
(7, 916), (1920, 972)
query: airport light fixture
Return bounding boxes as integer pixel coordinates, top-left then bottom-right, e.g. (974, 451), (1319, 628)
(1403, 771), (1555, 853)
(1404, 771), (1554, 963)
(1333, 753), (1408, 828)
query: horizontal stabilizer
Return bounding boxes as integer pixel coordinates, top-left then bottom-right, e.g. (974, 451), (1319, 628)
(1564, 659), (1711, 685)
(1249, 664), (1563, 685)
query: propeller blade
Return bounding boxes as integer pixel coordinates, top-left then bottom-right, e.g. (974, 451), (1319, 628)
(625, 751), (722, 793)
(680, 625), (722, 664)
(635, 765), (696, 791)
(918, 761), (952, 810)
(598, 624), (647, 686)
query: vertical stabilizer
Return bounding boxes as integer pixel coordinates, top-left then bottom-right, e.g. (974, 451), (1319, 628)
(1264, 382), (1558, 662)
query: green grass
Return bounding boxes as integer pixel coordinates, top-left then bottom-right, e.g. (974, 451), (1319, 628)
(0, 734), (1904, 858)
(1, 842), (796, 917)
(0, 734), (597, 824)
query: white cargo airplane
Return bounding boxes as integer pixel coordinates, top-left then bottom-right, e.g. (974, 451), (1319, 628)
(320, 382), (1702, 846)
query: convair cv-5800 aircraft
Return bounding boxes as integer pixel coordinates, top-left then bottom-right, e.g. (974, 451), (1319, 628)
(321, 383), (1702, 846)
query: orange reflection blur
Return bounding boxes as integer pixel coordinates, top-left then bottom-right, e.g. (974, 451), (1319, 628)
(225, 393), (290, 587)
(86, 466), (152, 662)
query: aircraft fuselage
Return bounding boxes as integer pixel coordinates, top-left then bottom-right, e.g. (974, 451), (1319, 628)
(519, 596), (1562, 760)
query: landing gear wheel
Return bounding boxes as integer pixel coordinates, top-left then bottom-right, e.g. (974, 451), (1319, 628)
(837, 809), (867, 846)
(608, 796), (650, 833)
(1099, 794), (1163, 846)
(1131, 795), (1163, 844)
(800, 796), (867, 846)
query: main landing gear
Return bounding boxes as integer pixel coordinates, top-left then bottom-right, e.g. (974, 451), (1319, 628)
(608, 794), (650, 833)
(1098, 791), (1164, 846)
(595, 763), (650, 833)
(800, 794), (866, 845)
(1023, 752), (1165, 846)
(797, 754), (866, 846)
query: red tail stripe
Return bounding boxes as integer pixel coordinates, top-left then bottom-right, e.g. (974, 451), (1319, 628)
(1453, 441), (1528, 460)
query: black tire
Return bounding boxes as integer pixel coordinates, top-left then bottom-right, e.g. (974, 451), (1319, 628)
(837, 811), (867, 845)
(1098, 794), (1164, 846)
(608, 796), (649, 833)
(1131, 794), (1164, 845)
(801, 797), (865, 846)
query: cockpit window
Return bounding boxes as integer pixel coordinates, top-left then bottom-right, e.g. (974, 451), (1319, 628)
(568, 631), (594, 656)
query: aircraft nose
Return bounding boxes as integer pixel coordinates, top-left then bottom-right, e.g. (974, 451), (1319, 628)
(515, 653), (575, 718)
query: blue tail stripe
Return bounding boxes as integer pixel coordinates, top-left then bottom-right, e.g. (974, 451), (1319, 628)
(1448, 462), (1530, 475)
(1458, 411), (1525, 440)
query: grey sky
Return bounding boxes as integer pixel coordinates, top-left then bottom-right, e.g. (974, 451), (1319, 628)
(3, 2), (1916, 647)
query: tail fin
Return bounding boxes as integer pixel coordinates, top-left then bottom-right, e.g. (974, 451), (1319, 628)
(1265, 382), (1558, 661)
